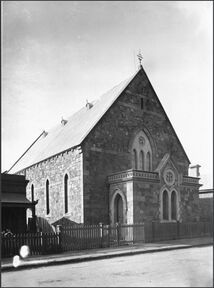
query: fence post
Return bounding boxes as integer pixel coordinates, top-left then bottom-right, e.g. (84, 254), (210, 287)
(99, 223), (103, 248)
(152, 221), (155, 242)
(56, 225), (62, 252)
(203, 222), (206, 236)
(177, 220), (180, 239)
(41, 232), (46, 254)
(116, 222), (120, 246)
(142, 222), (145, 243)
(106, 225), (110, 247)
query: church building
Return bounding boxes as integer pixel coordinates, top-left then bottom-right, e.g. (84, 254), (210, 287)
(10, 61), (201, 226)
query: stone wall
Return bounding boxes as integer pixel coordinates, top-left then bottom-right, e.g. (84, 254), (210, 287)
(179, 186), (200, 222)
(199, 197), (213, 222)
(82, 68), (190, 224)
(22, 148), (83, 226)
(133, 181), (160, 223)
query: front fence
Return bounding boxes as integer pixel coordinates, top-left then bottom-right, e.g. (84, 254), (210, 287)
(144, 221), (213, 242)
(61, 225), (102, 252)
(1, 232), (60, 258)
(1, 221), (212, 258)
(102, 223), (145, 247)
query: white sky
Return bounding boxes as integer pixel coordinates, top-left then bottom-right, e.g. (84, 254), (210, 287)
(2, 1), (213, 188)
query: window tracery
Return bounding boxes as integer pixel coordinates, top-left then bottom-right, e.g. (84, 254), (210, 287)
(131, 131), (152, 171)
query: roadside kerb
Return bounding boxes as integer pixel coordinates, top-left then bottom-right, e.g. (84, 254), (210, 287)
(2, 242), (212, 272)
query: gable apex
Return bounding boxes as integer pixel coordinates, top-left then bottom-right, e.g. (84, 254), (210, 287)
(155, 153), (180, 176)
(138, 67), (191, 164)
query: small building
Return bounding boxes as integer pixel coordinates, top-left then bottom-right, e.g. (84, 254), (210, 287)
(9, 63), (201, 227)
(1, 173), (37, 233)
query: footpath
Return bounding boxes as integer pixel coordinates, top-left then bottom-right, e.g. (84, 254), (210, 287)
(1, 236), (213, 272)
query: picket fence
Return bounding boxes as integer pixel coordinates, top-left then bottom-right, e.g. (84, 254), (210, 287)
(1, 232), (60, 258)
(1, 221), (213, 258)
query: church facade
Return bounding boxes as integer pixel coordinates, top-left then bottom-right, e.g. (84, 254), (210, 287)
(11, 65), (201, 226)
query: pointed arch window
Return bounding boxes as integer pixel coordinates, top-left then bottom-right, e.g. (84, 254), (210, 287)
(131, 131), (152, 171)
(46, 180), (50, 215)
(146, 151), (151, 171)
(163, 190), (169, 220)
(133, 149), (138, 169)
(31, 184), (34, 202)
(64, 174), (68, 214)
(139, 150), (144, 170)
(171, 191), (177, 220)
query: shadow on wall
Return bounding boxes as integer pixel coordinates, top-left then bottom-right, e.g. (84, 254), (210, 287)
(36, 217), (55, 233)
(52, 217), (79, 228)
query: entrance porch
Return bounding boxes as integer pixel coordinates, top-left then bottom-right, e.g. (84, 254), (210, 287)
(108, 169), (160, 225)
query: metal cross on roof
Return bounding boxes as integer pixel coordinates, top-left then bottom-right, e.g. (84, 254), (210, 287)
(137, 51), (143, 67)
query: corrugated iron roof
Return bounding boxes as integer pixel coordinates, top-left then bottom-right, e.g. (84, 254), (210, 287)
(10, 70), (139, 173)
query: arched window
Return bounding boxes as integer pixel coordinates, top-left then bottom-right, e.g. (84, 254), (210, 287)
(46, 180), (50, 215)
(171, 191), (177, 220)
(139, 150), (144, 170)
(64, 174), (68, 214)
(163, 190), (169, 220)
(31, 184), (34, 202)
(131, 130), (152, 171)
(146, 151), (151, 171)
(133, 149), (138, 169)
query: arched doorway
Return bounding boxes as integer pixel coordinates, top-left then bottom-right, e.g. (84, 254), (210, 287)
(114, 194), (124, 224)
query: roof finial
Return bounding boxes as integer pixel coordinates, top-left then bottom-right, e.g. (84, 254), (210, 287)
(137, 51), (143, 68)
(61, 116), (67, 126)
(86, 99), (93, 110)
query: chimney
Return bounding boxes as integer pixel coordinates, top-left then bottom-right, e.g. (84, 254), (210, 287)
(189, 164), (201, 177)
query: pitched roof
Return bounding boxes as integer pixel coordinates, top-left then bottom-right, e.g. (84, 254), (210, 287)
(10, 70), (139, 173)
(10, 66), (191, 173)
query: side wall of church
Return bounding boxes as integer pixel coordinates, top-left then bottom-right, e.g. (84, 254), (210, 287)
(21, 148), (83, 227)
(82, 69), (191, 224)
